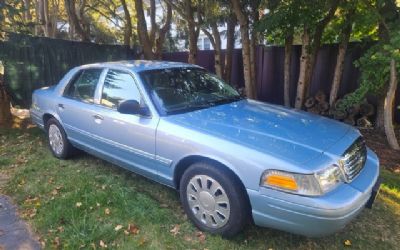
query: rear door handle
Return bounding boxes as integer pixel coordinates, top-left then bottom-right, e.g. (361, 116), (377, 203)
(93, 114), (104, 120)
(58, 104), (65, 110)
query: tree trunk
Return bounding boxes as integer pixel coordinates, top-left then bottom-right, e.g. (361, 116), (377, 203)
(295, 27), (311, 109)
(249, 4), (260, 96)
(154, 2), (172, 59)
(224, 14), (236, 83)
(284, 33), (293, 107)
(120, 0), (132, 47)
(135, 0), (154, 59)
(0, 62), (11, 127)
(23, 0), (32, 22)
(329, 9), (354, 106)
(64, 0), (90, 41)
(231, 0), (256, 99)
(38, 0), (45, 35)
(185, 0), (198, 64)
(211, 23), (223, 78)
(384, 60), (399, 149)
(43, 0), (53, 37)
(295, 0), (340, 108)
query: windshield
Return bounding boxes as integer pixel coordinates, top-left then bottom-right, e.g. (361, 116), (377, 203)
(139, 67), (242, 115)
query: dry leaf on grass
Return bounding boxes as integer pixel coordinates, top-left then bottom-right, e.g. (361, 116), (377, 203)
(170, 224), (180, 236)
(99, 240), (107, 248)
(196, 231), (206, 243)
(344, 239), (352, 246)
(104, 208), (110, 215)
(138, 236), (147, 246)
(76, 202), (82, 208)
(114, 224), (123, 231)
(128, 224), (139, 235)
(53, 237), (60, 247)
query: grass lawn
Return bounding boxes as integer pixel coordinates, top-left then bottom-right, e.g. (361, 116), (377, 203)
(0, 127), (399, 249)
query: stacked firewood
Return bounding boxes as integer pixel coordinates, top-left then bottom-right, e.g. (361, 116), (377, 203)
(305, 91), (330, 116)
(305, 91), (375, 128)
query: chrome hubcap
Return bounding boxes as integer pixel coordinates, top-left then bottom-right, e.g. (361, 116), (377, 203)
(186, 175), (230, 228)
(49, 124), (64, 155)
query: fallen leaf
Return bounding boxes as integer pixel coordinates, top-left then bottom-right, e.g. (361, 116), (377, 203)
(35, 201), (41, 207)
(40, 241), (46, 248)
(51, 189), (58, 195)
(53, 237), (60, 247)
(196, 231), (206, 243)
(99, 240), (107, 248)
(104, 208), (110, 215)
(170, 224), (180, 236)
(124, 230), (129, 235)
(128, 224), (139, 235)
(28, 208), (37, 218)
(344, 239), (352, 246)
(138, 236), (146, 246)
(184, 235), (192, 242)
(57, 226), (64, 233)
(76, 202), (82, 208)
(114, 225), (123, 231)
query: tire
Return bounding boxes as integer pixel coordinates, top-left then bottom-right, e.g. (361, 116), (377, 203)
(46, 118), (74, 159)
(180, 162), (250, 237)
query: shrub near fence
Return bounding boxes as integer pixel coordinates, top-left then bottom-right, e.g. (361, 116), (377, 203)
(0, 33), (136, 108)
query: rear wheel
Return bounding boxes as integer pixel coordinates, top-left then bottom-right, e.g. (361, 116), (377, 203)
(46, 118), (74, 159)
(180, 162), (250, 237)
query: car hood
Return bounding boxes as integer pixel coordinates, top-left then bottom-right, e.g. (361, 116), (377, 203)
(164, 99), (351, 165)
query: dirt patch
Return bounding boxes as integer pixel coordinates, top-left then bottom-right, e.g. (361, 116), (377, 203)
(361, 128), (400, 173)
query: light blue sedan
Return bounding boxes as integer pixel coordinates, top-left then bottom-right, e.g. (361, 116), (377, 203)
(30, 61), (380, 237)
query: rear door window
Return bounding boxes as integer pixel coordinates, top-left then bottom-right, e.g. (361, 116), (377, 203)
(64, 68), (103, 103)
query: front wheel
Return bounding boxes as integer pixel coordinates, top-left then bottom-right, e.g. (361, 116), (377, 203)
(180, 162), (250, 237)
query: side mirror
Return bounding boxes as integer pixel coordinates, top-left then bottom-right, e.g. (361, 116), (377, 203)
(117, 100), (150, 116)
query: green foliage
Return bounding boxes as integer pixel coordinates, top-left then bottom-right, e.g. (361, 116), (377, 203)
(340, 2), (400, 110)
(257, 0), (339, 45)
(323, 0), (379, 44)
(0, 0), (35, 37)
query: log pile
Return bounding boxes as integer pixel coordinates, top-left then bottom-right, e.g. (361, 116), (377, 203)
(305, 91), (375, 128)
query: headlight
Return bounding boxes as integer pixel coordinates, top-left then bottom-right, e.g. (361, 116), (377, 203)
(315, 164), (343, 193)
(261, 165), (344, 196)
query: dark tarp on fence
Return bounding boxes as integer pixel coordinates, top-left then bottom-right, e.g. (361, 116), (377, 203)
(0, 33), (136, 107)
(162, 49), (244, 88)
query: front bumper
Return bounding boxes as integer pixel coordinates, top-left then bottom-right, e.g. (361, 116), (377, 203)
(247, 149), (380, 237)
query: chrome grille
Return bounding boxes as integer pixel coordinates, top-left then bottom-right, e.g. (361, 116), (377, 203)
(340, 137), (367, 181)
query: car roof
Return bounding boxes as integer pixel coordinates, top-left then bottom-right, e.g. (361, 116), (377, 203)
(80, 60), (201, 73)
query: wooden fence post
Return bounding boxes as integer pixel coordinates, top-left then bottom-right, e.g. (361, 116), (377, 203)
(0, 61), (12, 127)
